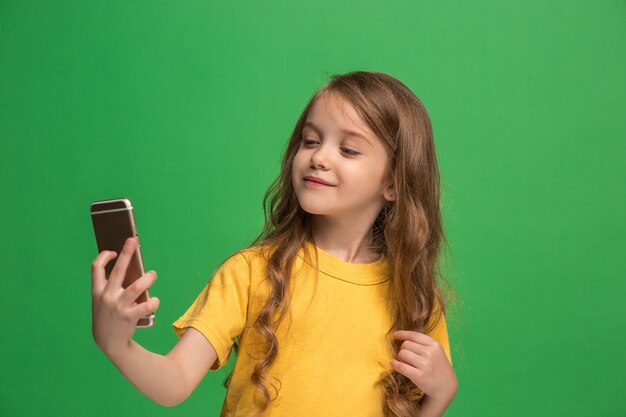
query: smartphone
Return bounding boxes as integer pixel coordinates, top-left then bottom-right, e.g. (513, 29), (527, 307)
(90, 197), (155, 328)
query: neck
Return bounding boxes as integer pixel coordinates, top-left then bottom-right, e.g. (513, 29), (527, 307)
(310, 215), (380, 264)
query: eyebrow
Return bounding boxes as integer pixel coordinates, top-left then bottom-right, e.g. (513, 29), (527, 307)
(303, 121), (373, 148)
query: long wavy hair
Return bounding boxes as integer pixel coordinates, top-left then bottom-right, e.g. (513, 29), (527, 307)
(222, 70), (457, 416)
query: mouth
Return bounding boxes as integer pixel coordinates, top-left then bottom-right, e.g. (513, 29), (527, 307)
(303, 177), (335, 187)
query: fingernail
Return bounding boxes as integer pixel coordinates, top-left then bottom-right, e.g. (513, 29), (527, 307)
(126, 237), (134, 247)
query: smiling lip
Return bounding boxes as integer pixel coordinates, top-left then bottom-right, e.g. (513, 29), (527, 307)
(303, 176), (335, 186)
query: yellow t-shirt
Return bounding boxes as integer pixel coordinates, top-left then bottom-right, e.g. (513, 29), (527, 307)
(172, 241), (452, 416)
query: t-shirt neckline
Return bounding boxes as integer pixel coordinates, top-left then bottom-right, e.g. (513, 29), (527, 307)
(298, 240), (390, 285)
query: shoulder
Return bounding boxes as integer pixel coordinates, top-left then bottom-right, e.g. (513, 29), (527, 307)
(215, 243), (275, 276)
(237, 243), (274, 265)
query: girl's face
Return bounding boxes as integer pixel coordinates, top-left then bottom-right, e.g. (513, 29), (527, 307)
(292, 91), (395, 221)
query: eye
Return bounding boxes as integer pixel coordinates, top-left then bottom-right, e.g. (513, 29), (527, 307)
(301, 139), (359, 156)
(341, 148), (359, 156)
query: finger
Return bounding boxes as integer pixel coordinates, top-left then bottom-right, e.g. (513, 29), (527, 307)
(120, 271), (157, 307)
(393, 330), (435, 346)
(399, 340), (428, 357)
(390, 358), (420, 382)
(91, 250), (119, 296)
(126, 296), (160, 322)
(397, 345), (427, 369)
(108, 237), (138, 291)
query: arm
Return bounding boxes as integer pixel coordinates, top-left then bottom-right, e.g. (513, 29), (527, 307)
(106, 340), (187, 407)
(106, 327), (218, 407)
(91, 239), (218, 407)
(419, 394), (454, 417)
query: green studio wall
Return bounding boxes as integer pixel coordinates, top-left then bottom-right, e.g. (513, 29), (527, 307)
(1, 1), (624, 416)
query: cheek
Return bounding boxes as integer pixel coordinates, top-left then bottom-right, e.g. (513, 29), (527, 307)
(345, 164), (385, 193)
(343, 164), (369, 184)
(292, 152), (303, 173)
(292, 152), (305, 183)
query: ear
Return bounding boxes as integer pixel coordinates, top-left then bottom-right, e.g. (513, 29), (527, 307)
(383, 182), (396, 202)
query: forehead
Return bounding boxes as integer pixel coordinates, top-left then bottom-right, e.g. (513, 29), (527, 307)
(305, 91), (373, 136)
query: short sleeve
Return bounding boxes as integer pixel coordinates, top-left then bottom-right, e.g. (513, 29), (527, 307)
(172, 251), (251, 371)
(426, 300), (452, 366)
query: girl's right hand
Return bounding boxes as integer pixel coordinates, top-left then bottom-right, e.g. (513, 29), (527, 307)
(90, 237), (160, 357)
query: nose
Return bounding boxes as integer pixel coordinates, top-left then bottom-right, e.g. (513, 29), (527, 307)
(310, 146), (329, 169)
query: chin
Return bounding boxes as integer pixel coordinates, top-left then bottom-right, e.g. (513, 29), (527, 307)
(298, 203), (328, 215)
(295, 197), (331, 215)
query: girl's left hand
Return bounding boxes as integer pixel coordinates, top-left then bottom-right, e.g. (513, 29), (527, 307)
(391, 330), (458, 404)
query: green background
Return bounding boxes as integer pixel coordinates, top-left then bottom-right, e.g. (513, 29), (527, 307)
(1, 1), (624, 416)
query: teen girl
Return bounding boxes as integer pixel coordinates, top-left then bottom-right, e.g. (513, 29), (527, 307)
(91, 70), (458, 417)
